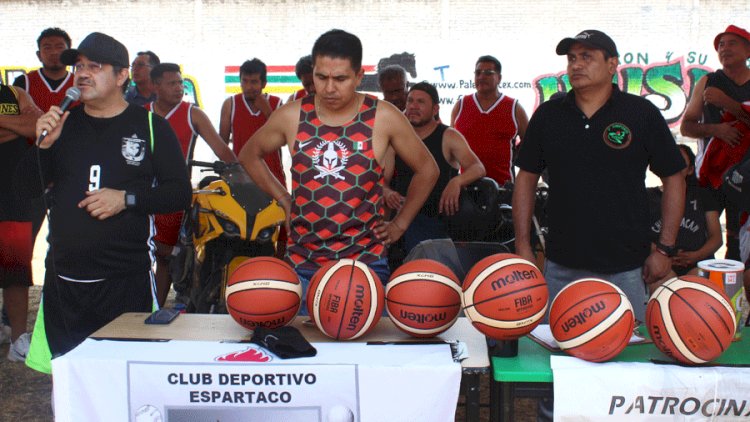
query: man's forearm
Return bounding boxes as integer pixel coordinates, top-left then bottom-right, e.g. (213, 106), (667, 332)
(658, 174), (686, 245)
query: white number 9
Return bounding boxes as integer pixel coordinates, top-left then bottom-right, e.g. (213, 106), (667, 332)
(89, 165), (101, 191)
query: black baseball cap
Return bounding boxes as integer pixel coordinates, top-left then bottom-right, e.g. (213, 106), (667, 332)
(556, 30), (619, 57)
(61, 32), (129, 68)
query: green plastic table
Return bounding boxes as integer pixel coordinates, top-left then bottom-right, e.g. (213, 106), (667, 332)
(490, 330), (750, 421)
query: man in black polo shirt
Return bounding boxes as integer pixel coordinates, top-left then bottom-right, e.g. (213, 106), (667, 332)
(512, 30), (686, 324)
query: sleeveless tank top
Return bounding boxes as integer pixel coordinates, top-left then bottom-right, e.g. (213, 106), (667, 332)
(286, 95), (385, 271)
(146, 101), (196, 162)
(454, 93), (518, 185)
(695, 70), (750, 187)
(230, 93), (285, 184)
(393, 123), (457, 217)
(24, 70), (76, 112)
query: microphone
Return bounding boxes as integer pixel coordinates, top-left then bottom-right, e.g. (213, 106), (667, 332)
(37, 87), (81, 146)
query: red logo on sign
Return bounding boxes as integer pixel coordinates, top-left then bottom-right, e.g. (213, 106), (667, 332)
(215, 347), (272, 362)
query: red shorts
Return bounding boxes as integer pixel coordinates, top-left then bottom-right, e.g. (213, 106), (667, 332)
(0, 221), (33, 287)
(154, 211), (184, 246)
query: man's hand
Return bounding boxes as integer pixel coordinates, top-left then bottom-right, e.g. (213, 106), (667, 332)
(642, 251), (672, 285)
(78, 188), (127, 220)
(35, 106), (70, 149)
(373, 218), (406, 246)
(715, 121), (743, 146)
(438, 178), (463, 216)
(383, 186), (405, 211)
(254, 94), (273, 118)
(276, 194), (292, 234)
(703, 87), (734, 110)
(671, 250), (701, 269)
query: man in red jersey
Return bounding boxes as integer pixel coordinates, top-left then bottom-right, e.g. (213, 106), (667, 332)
(13, 27), (75, 113)
(147, 63), (236, 306)
(451, 55), (529, 186)
(239, 29), (438, 314)
(289, 55), (315, 102)
(220, 58), (286, 186)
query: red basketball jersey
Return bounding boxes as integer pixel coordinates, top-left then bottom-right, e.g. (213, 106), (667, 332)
(146, 101), (197, 161)
(292, 88), (308, 101)
(23, 70), (76, 112)
(454, 93), (519, 185)
(230, 93), (284, 184)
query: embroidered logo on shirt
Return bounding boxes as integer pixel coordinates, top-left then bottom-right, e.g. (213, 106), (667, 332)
(312, 140), (349, 180)
(603, 123), (632, 149)
(122, 134), (146, 165)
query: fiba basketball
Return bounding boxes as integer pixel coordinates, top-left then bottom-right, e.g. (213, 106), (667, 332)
(225, 257), (302, 330)
(386, 259), (463, 337)
(549, 278), (634, 362)
(307, 259), (384, 340)
(462, 253), (548, 340)
(647, 275), (735, 365)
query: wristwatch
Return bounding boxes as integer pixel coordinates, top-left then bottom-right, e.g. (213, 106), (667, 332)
(125, 191), (137, 209)
(654, 241), (676, 257)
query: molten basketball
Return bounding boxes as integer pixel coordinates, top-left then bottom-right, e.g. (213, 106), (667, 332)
(386, 259), (463, 337)
(462, 253), (548, 340)
(307, 259), (384, 340)
(225, 257), (302, 330)
(549, 278), (634, 362)
(647, 275), (735, 365)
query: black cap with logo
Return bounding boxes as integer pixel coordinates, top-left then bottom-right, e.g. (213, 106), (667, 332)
(556, 30), (619, 57)
(61, 32), (129, 68)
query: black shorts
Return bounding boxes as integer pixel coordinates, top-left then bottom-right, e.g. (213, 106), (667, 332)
(42, 270), (155, 357)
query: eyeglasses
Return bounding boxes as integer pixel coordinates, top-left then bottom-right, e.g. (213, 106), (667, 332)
(474, 69), (499, 76)
(74, 62), (104, 73)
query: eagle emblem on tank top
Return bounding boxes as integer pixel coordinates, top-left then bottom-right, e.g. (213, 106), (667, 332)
(312, 140), (349, 180)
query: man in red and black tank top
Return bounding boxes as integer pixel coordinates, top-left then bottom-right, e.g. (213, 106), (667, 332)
(451, 55), (529, 186)
(13, 28), (75, 113)
(238, 30), (438, 313)
(148, 63), (236, 306)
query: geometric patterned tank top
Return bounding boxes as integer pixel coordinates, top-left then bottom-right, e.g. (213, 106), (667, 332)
(286, 94), (385, 271)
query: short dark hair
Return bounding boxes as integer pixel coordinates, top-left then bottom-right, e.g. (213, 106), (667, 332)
(150, 63), (181, 83)
(409, 81), (439, 105)
(295, 55), (313, 78)
(677, 144), (698, 186)
(476, 55), (502, 74)
(239, 58), (267, 84)
(312, 29), (362, 72)
(37, 27), (71, 49)
(378, 65), (407, 87)
(137, 51), (160, 67)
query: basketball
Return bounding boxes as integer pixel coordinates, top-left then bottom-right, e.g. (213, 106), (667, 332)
(225, 257), (302, 330)
(462, 253), (548, 340)
(307, 259), (384, 340)
(647, 275), (735, 365)
(386, 259), (463, 337)
(549, 278), (634, 362)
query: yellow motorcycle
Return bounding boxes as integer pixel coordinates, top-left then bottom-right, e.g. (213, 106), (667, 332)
(172, 160), (286, 313)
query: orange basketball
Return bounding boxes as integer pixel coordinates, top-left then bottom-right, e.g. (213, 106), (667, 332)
(647, 275), (735, 365)
(549, 278), (634, 362)
(386, 259), (462, 338)
(462, 253), (548, 340)
(225, 257), (302, 330)
(307, 259), (384, 340)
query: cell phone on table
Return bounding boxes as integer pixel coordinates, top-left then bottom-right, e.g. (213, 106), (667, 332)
(144, 308), (181, 325)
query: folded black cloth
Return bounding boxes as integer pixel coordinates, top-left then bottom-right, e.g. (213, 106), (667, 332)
(250, 326), (317, 359)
